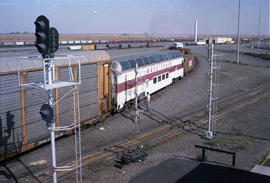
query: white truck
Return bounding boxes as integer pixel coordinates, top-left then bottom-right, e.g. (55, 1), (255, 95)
(174, 42), (184, 48)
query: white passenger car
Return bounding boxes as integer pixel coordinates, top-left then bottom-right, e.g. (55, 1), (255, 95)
(111, 51), (184, 111)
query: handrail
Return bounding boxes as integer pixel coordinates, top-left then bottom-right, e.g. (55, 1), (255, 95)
(195, 144), (236, 166)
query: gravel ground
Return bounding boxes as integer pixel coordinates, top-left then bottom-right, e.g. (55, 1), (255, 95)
(0, 45), (269, 183)
(66, 94), (270, 183)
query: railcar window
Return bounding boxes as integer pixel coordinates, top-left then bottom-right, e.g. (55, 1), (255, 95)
(168, 53), (173, 59)
(170, 53), (176, 59)
(175, 52), (182, 57)
(128, 59), (136, 68)
(158, 75), (161, 82)
(185, 50), (189, 55)
(166, 73), (169, 78)
(159, 55), (164, 61)
(142, 57), (150, 65)
(153, 55), (160, 63)
(153, 77), (157, 84)
(112, 62), (118, 69)
(148, 56), (155, 63)
(120, 61), (130, 70)
(164, 54), (170, 60)
(136, 58), (144, 66)
(163, 54), (168, 60)
(162, 74), (165, 80)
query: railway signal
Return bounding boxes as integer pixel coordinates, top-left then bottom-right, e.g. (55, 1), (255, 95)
(49, 27), (59, 58)
(34, 15), (50, 58)
(40, 104), (54, 122)
(34, 15), (59, 58)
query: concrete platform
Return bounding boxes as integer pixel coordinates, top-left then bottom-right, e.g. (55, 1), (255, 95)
(128, 158), (270, 183)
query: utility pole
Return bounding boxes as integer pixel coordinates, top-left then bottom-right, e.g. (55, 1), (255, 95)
(194, 19), (198, 44)
(47, 59), (57, 183)
(236, 0), (241, 64)
(257, 1), (261, 50)
(206, 43), (214, 139)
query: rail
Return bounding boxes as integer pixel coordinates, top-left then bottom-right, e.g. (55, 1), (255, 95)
(195, 144), (236, 166)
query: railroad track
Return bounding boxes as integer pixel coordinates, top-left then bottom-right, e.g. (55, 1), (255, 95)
(19, 84), (270, 182)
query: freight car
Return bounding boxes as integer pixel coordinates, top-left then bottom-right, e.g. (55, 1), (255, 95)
(111, 50), (184, 111)
(175, 48), (196, 75)
(0, 51), (111, 161)
(0, 49), (196, 161)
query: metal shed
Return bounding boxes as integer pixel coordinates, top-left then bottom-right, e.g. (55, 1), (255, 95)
(0, 50), (111, 161)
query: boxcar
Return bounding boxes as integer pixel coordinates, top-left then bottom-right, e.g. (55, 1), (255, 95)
(0, 51), (111, 161)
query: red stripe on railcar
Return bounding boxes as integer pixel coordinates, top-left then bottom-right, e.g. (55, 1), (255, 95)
(117, 64), (183, 93)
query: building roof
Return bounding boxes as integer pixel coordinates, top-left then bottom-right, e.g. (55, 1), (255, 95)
(128, 158), (270, 183)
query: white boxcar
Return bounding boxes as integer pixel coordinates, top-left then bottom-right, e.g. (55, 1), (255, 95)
(60, 41), (67, 44)
(174, 42), (184, 48)
(15, 42), (24, 46)
(69, 45), (82, 50)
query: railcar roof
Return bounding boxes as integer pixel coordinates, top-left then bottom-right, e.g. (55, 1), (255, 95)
(0, 50), (110, 73)
(111, 50), (181, 62)
(112, 50), (182, 71)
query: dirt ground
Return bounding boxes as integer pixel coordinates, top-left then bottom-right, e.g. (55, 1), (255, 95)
(0, 33), (191, 43)
(0, 45), (269, 183)
(69, 93), (270, 183)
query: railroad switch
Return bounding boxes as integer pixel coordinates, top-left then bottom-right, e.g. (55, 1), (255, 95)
(114, 146), (148, 169)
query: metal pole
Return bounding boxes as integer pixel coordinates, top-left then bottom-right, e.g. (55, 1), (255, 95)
(257, 1), (261, 50)
(206, 44), (214, 139)
(47, 59), (57, 183)
(135, 63), (138, 123)
(269, 0), (270, 50)
(208, 38), (211, 62)
(194, 19), (198, 43)
(236, 0), (241, 64)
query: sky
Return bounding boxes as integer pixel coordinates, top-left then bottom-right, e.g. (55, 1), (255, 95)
(0, 0), (269, 35)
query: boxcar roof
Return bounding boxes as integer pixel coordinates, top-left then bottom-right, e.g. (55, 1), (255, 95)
(0, 50), (110, 73)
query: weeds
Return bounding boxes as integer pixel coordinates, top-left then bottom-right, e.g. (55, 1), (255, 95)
(243, 52), (270, 61)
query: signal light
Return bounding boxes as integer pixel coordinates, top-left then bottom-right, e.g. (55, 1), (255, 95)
(40, 104), (54, 122)
(34, 15), (50, 58)
(49, 27), (59, 58)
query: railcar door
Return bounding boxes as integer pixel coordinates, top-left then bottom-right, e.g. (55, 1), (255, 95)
(98, 63), (111, 119)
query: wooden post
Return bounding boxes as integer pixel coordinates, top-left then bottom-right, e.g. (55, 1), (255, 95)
(97, 63), (104, 118)
(108, 63), (112, 111)
(73, 65), (78, 124)
(202, 148), (205, 162)
(20, 71), (27, 145)
(232, 154), (236, 166)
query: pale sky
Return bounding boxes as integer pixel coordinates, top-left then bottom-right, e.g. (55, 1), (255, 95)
(0, 0), (269, 35)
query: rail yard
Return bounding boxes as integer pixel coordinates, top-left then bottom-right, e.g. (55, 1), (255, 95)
(0, 41), (269, 182)
(1, 0), (270, 181)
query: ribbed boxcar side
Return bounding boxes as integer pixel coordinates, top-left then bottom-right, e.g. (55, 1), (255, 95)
(58, 67), (76, 129)
(0, 74), (22, 155)
(79, 64), (98, 122)
(24, 71), (49, 144)
(183, 55), (196, 75)
(0, 51), (111, 161)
